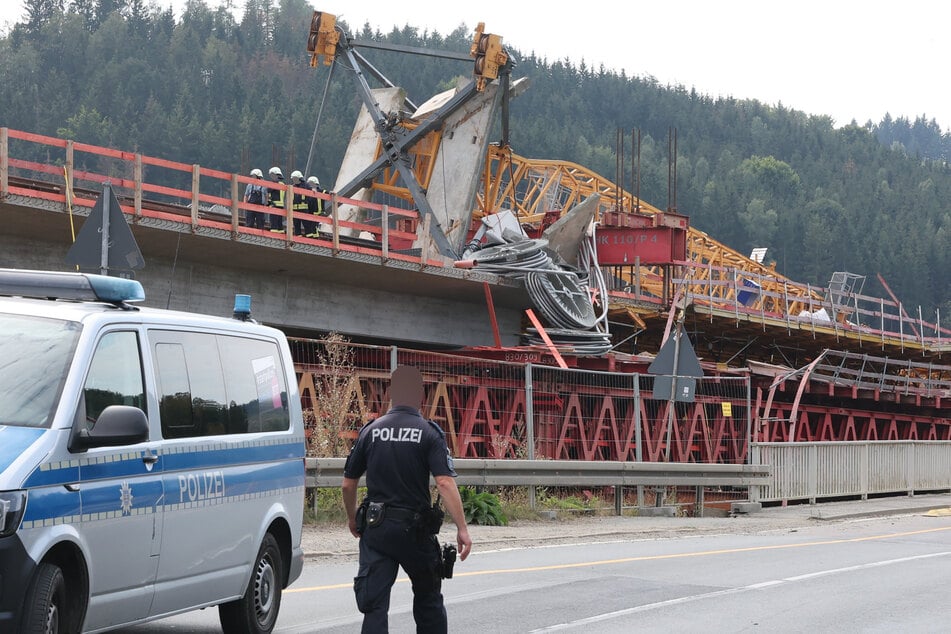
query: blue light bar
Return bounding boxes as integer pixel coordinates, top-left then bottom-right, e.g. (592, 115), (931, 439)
(87, 274), (145, 303)
(0, 269), (145, 304)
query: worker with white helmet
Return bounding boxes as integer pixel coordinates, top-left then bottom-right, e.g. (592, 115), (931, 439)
(243, 168), (268, 230)
(267, 166), (285, 232)
(289, 170), (311, 236)
(304, 175), (328, 238)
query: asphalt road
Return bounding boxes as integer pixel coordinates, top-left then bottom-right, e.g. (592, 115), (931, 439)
(120, 511), (951, 633)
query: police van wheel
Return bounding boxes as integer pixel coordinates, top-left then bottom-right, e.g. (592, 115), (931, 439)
(23, 562), (67, 634)
(219, 533), (283, 634)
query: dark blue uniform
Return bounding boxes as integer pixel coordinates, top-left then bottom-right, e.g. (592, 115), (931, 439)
(343, 405), (456, 633)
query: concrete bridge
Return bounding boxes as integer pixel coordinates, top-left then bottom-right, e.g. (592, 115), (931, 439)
(0, 128), (528, 349)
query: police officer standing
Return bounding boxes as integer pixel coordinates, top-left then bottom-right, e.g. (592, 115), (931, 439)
(342, 366), (472, 633)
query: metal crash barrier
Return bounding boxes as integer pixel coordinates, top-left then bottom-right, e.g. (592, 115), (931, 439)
(306, 457), (771, 516)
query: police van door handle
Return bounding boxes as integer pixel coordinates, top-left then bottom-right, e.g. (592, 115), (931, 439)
(142, 453), (159, 465)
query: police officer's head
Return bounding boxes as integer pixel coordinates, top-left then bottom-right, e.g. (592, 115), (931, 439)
(391, 366), (424, 409)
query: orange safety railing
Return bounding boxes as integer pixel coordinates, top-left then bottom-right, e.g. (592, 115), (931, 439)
(0, 127), (445, 268)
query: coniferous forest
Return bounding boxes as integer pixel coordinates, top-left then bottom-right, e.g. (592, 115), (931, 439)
(1, 0), (949, 316)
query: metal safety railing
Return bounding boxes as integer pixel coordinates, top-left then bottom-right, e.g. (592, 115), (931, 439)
(306, 457), (771, 515)
(0, 127), (444, 267)
(751, 441), (951, 503)
(306, 457), (771, 488)
(674, 262), (949, 353)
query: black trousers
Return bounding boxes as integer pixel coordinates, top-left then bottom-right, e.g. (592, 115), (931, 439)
(268, 206), (284, 230)
(295, 213), (317, 236)
(354, 517), (446, 633)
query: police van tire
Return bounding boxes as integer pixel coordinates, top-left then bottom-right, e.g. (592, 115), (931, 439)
(23, 562), (67, 633)
(219, 532), (283, 634)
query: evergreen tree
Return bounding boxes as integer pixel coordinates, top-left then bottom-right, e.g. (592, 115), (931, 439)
(22, 0), (64, 35)
(0, 3), (948, 314)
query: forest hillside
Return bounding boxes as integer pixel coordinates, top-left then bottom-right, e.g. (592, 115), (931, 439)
(1, 0), (949, 315)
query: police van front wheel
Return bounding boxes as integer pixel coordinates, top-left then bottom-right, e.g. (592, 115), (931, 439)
(219, 532), (283, 634)
(23, 562), (66, 633)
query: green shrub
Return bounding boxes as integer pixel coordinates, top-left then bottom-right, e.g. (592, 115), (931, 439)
(460, 486), (508, 526)
(306, 486), (362, 524)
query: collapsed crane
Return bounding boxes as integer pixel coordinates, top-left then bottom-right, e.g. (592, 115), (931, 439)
(303, 12), (820, 320)
(302, 9), (949, 390)
(306, 12), (520, 260)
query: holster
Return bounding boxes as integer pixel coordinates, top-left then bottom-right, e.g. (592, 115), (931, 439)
(416, 502), (445, 538)
(355, 499), (369, 534)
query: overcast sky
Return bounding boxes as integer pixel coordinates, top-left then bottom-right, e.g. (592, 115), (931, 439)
(2, 0), (948, 131)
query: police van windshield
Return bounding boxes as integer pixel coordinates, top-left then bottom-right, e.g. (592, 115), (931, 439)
(0, 314), (81, 428)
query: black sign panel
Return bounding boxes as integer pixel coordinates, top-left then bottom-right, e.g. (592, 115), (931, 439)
(652, 376), (697, 403)
(65, 184), (144, 273)
(647, 331), (703, 378)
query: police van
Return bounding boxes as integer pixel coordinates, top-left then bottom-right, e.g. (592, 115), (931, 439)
(0, 269), (305, 633)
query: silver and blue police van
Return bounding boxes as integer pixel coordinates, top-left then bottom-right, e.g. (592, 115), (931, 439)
(0, 269), (305, 633)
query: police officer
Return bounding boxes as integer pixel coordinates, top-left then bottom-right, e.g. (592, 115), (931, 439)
(342, 366), (472, 633)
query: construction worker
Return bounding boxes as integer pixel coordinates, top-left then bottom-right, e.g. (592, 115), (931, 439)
(290, 170), (311, 236)
(267, 166), (286, 232)
(243, 169), (268, 230)
(305, 175), (326, 238)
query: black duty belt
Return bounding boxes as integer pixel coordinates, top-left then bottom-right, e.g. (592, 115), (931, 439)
(383, 506), (418, 521)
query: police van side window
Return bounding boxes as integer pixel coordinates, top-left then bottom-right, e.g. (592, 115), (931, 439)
(154, 343), (195, 437)
(154, 332), (228, 438)
(151, 330), (289, 437)
(218, 335), (290, 432)
(81, 331), (146, 430)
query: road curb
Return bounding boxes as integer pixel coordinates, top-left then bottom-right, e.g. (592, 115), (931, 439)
(806, 505), (949, 521)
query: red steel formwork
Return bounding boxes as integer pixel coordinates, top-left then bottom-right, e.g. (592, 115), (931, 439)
(753, 349), (951, 444)
(754, 401), (951, 443)
(291, 339), (753, 464)
(291, 338), (949, 464)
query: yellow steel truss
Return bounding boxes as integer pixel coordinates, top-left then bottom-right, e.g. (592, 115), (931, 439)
(365, 130), (821, 318)
(478, 145), (822, 316)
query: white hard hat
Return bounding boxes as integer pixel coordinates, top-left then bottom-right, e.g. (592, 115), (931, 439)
(268, 166), (283, 177)
(307, 176), (320, 185)
(290, 170), (304, 180)
(250, 168), (263, 178)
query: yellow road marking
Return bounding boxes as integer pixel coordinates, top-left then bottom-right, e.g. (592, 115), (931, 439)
(286, 523), (951, 593)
